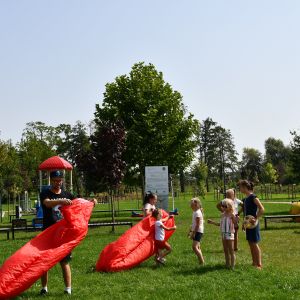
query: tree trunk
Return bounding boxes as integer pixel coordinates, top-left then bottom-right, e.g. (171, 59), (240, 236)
(206, 177), (210, 192)
(179, 170), (185, 193)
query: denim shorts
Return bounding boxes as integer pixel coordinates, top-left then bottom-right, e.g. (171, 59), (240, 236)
(193, 232), (203, 242)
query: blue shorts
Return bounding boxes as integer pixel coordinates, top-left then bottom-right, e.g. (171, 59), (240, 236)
(193, 232), (203, 242)
(246, 223), (261, 243)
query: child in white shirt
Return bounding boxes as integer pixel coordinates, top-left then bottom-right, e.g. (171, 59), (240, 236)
(188, 198), (205, 265)
(152, 209), (176, 265)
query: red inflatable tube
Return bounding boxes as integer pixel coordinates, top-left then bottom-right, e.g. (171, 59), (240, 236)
(96, 210), (175, 272)
(0, 199), (94, 300)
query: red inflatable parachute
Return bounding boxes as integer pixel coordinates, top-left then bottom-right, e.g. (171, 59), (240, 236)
(96, 210), (175, 272)
(0, 199), (94, 300)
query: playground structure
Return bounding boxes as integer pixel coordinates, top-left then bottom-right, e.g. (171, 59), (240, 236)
(38, 155), (73, 193)
(0, 156), (74, 223)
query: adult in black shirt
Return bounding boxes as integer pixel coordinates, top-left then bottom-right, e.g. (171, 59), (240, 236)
(39, 170), (74, 296)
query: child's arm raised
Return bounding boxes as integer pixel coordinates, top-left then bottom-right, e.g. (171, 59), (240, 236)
(207, 219), (220, 226)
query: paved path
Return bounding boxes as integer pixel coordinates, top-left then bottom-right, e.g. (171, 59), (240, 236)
(262, 201), (293, 204)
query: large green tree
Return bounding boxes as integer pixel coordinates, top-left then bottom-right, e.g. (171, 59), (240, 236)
(94, 62), (199, 187)
(264, 137), (290, 183)
(240, 148), (263, 183)
(198, 118), (238, 191)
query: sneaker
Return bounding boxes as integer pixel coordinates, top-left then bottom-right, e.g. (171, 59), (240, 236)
(40, 288), (48, 296)
(64, 290), (71, 295)
(156, 257), (165, 265)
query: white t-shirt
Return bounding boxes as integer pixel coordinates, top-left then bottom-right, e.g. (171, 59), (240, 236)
(192, 209), (204, 233)
(144, 203), (155, 212)
(155, 220), (165, 241)
(233, 198), (242, 215)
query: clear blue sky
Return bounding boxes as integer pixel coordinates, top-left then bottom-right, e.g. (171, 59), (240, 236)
(0, 1), (299, 154)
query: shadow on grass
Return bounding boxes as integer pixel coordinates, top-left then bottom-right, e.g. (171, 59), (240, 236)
(294, 230), (300, 234)
(261, 225), (300, 231)
(179, 264), (227, 275)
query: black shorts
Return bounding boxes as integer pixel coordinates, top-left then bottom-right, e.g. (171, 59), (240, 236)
(61, 253), (72, 263)
(193, 232), (203, 242)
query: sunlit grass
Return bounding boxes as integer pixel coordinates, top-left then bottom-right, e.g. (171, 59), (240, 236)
(1, 193), (300, 299)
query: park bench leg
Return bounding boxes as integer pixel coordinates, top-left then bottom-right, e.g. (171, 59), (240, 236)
(264, 218), (267, 230)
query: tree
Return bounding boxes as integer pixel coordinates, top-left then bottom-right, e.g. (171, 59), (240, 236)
(262, 162), (278, 184)
(198, 118), (238, 191)
(191, 161), (208, 197)
(94, 62), (199, 189)
(56, 122), (92, 195)
(290, 131), (300, 182)
(0, 140), (23, 201)
(90, 120), (126, 192)
(240, 148), (263, 183)
(17, 129), (56, 191)
(264, 137), (290, 183)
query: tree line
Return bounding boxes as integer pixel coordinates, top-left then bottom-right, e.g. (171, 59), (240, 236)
(0, 62), (299, 200)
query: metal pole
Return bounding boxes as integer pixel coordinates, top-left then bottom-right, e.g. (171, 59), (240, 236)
(222, 145), (226, 198)
(70, 170), (73, 193)
(39, 171), (43, 193)
(170, 175), (175, 211)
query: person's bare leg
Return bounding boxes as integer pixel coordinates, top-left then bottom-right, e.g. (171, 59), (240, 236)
(60, 262), (71, 289)
(248, 241), (256, 266)
(192, 242), (204, 264)
(222, 239), (230, 267)
(228, 240), (235, 268)
(160, 248), (171, 258)
(250, 242), (262, 268)
(41, 272), (48, 289)
(234, 229), (239, 251)
(192, 241), (204, 264)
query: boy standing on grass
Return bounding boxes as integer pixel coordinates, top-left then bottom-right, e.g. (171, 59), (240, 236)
(152, 209), (176, 265)
(40, 170), (96, 296)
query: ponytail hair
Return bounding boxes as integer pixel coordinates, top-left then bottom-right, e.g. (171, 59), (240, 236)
(238, 180), (254, 191)
(143, 191), (157, 205)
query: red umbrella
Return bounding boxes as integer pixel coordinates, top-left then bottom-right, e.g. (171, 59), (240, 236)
(38, 156), (73, 171)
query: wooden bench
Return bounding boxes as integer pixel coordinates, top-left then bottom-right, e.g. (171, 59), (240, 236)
(0, 228), (10, 240)
(8, 219), (132, 240)
(9, 212), (35, 222)
(12, 219), (28, 240)
(264, 214), (300, 229)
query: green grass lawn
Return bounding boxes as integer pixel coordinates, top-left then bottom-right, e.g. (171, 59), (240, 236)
(1, 193), (300, 300)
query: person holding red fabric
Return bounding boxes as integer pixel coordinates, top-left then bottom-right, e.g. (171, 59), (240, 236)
(40, 170), (97, 296)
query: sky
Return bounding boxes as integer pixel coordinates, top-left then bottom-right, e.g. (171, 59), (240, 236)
(0, 0), (299, 155)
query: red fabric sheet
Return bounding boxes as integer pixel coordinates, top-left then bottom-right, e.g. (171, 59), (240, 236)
(0, 199), (93, 300)
(96, 210), (175, 272)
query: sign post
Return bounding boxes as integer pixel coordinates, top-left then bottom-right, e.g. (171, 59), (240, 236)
(145, 166), (169, 211)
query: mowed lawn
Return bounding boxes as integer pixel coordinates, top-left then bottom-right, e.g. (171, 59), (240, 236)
(1, 193), (300, 300)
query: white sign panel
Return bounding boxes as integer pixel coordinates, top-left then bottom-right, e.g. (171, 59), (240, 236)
(145, 166), (169, 210)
